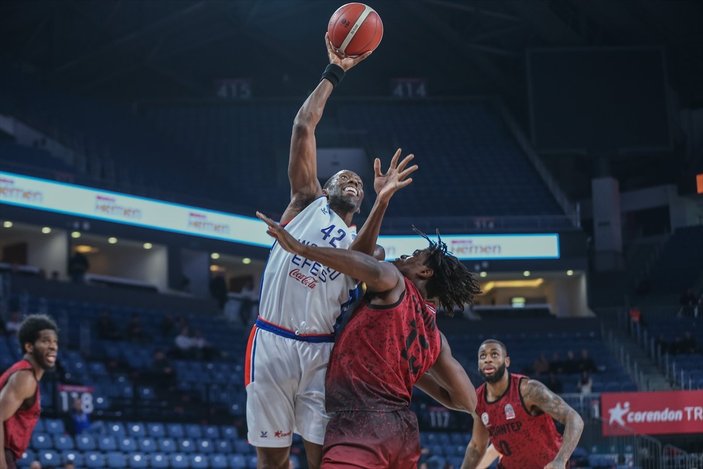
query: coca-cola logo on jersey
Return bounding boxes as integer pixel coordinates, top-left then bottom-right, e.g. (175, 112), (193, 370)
(601, 391), (703, 436)
(289, 269), (318, 289)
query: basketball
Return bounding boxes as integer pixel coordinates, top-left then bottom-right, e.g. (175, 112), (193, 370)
(327, 3), (383, 57)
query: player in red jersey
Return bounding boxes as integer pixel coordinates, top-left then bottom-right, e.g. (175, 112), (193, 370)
(257, 212), (481, 468)
(1, 314), (59, 469)
(462, 339), (584, 469)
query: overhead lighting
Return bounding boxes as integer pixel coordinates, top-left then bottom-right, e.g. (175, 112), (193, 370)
(2, 221), (12, 228)
(41, 227), (52, 234)
(211, 253), (220, 260)
(479, 271), (487, 278)
(71, 231), (81, 239)
(566, 270), (574, 276)
(511, 297), (526, 308)
(482, 278), (544, 293)
(523, 270), (531, 277)
(242, 258), (252, 265)
(108, 237), (118, 245)
(143, 242), (153, 250)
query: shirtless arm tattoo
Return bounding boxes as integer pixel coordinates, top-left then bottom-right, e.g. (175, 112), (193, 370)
(522, 379), (584, 465)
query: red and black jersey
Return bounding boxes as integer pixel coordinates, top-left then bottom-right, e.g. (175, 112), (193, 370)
(475, 373), (562, 469)
(325, 277), (441, 412)
(0, 360), (41, 459)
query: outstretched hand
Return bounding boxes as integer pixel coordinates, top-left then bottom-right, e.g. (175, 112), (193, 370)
(326, 33), (372, 71)
(256, 212), (305, 255)
(373, 148), (418, 203)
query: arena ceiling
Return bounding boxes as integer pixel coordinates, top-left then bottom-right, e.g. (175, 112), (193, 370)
(0, 0), (700, 105)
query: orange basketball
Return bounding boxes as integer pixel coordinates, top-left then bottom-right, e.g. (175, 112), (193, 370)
(327, 3), (383, 57)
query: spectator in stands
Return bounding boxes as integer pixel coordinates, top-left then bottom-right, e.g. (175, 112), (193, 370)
(577, 371), (592, 394)
(68, 397), (90, 435)
(563, 350), (579, 374)
(160, 313), (175, 337)
(549, 351), (563, 374)
(95, 311), (120, 340)
(628, 305), (643, 332)
(193, 329), (219, 360)
(5, 312), (21, 337)
(675, 332), (697, 355)
(63, 463), (75, 469)
(238, 279), (256, 326)
(532, 352), (550, 377)
(28, 461), (41, 469)
(125, 313), (144, 342)
(546, 372), (563, 394)
(149, 350), (176, 388)
(67, 249), (90, 284)
(174, 327), (196, 359)
(0, 317), (5, 335)
(577, 349), (597, 373)
(209, 272), (228, 310)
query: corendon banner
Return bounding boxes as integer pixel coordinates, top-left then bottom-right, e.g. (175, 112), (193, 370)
(601, 391), (703, 436)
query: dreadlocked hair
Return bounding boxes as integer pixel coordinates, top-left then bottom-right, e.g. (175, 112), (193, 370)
(414, 227), (482, 315)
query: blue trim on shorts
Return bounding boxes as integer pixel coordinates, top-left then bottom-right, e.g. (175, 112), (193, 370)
(255, 318), (335, 343)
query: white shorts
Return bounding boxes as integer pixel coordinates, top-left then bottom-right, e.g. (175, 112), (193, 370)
(245, 324), (334, 447)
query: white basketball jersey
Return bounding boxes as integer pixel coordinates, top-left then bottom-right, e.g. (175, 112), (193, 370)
(259, 196), (357, 335)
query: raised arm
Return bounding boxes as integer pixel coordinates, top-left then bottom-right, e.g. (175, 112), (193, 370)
(461, 414), (491, 469)
(281, 35), (372, 225)
(257, 211), (404, 301)
(415, 333), (477, 412)
(350, 148), (418, 255)
(0, 371), (37, 469)
(520, 379), (584, 469)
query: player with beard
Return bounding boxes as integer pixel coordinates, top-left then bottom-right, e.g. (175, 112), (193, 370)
(462, 340), (583, 469)
(1, 314), (59, 469)
(255, 215), (481, 468)
(246, 34), (418, 469)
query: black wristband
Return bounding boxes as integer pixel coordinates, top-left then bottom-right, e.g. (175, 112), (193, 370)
(321, 63), (345, 88)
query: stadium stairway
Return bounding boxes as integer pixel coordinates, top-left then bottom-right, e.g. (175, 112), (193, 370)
(599, 312), (672, 391)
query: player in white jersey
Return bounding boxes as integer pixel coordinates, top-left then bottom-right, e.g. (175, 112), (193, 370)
(245, 35), (418, 469)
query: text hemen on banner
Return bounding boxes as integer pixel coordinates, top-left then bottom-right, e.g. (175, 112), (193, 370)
(601, 391), (703, 436)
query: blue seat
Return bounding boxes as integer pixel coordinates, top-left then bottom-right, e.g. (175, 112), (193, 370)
(85, 451), (106, 468)
(99, 435), (118, 451)
(190, 454), (209, 468)
(53, 434), (74, 450)
(31, 432), (52, 450)
(61, 450), (83, 466)
(221, 425), (238, 440)
(179, 438), (195, 453)
(229, 454), (247, 469)
(76, 434), (97, 451)
(169, 453), (189, 469)
(138, 437), (157, 453)
(149, 453), (169, 469)
(107, 422), (127, 437)
(210, 453), (228, 469)
(214, 439), (232, 453)
(158, 437), (177, 453)
(234, 439), (252, 454)
(128, 452), (148, 468)
(147, 422), (166, 438)
(118, 436), (137, 452)
(248, 455), (258, 468)
(197, 438), (214, 453)
(185, 423), (203, 439)
(38, 450), (60, 467)
(17, 450), (35, 468)
(127, 422), (146, 438)
(44, 418), (65, 434)
(203, 425), (220, 440)
(167, 423), (185, 438)
(107, 451), (128, 468)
